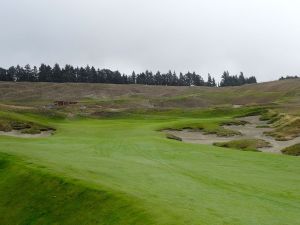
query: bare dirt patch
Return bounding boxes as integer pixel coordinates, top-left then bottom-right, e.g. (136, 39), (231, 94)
(165, 116), (300, 154)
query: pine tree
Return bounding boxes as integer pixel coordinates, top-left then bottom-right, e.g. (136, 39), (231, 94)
(131, 71), (136, 84)
(0, 68), (8, 81)
(52, 63), (62, 82)
(212, 78), (216, 87)
(207, 73), (213, 86)
(238, 72), (245, 85)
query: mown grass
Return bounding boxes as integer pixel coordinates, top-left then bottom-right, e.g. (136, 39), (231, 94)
(0, 107), (300, 225)
(0, 154), (152, 225)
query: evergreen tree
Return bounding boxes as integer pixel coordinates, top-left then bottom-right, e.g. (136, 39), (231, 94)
(238, 72), (245, 85)
(207, 74), (213, 86)
(212, 78), (216, 87)
(220, 71), (257, 86)
(38, 64), (52, 82)
(23, 64), (37, 82)
(62, 65), (76, 82)
(0, 63), (257, 87)
(0, 68), (8, 81)
(52, 63), (62, 82)
(246, 76), (257, 84)
(14, 65), (24, 81)
(32, 66), (38, 82)
(130, 71), (136, 84)
(7, 66), (17, 81)
(90, 66), (97, 83)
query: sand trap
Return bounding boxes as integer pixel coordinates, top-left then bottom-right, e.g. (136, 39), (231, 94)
(0, 130), (53, 138)
(165, 116), (300, 154)
(233, 104), (243, 108)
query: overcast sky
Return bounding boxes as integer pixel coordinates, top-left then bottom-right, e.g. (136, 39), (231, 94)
(1, 0), (300, 81)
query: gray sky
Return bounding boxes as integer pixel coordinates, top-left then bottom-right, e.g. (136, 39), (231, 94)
(1, 0), (300, 81)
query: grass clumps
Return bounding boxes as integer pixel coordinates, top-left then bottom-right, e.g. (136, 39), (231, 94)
(259, 110), (300, 141)
(265, 116), (300, 141)
(160, 118), (243, 137)
(166, 133), (182, 141)
(213, 139), (272, 152)
(256, 125), (270, 128)
(0, 118), (54, 134)
(260, 110), (278, 121)
(0, 119), (13, 132)
(281, 144), (300, 156)
(260, 110), (283, 124)
(220, 120), (249, 126)
(205, 127), (241, 137)
(162, 124), (241, 137)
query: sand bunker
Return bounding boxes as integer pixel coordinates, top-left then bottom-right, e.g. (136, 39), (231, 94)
(0, 130), (53, 138)
(165, 116), (300, 154)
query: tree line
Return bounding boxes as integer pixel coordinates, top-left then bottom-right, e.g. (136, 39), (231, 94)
(0, 64), (257, 87)
(219, 71), (257, 87)
(279, 75), (299, 80)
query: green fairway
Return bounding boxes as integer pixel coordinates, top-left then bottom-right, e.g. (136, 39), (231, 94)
(0, 109), (300, 225)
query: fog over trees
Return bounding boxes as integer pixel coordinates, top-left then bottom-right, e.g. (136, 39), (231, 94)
(0, 64), (257, 87)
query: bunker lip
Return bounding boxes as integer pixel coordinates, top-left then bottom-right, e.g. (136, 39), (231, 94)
(164, 116), (300, 154)
(0, 130), (53, 138)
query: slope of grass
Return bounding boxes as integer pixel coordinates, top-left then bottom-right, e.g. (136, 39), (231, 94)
(0, 154), (152, 225)
(0, 108), (300, 225)
(1, 78), (299, 110)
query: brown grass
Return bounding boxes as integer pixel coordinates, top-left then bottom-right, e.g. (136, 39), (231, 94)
(0, 79), (299, 112)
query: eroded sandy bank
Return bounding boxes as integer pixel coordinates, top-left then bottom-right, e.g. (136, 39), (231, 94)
(165, 116), (300, 154)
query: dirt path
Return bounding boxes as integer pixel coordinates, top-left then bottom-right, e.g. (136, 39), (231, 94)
(0, 130), (53, 138)
(165, 116), (300, 154)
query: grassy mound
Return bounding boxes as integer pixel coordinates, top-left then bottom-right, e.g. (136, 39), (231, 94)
(0, 154), (151, 225)
(260, 110), (281, 122)
(265, 116), (300, 141)
(213, 139), (271, 152)
(281, 144), (300, 156)
(160, 118), (247, 137)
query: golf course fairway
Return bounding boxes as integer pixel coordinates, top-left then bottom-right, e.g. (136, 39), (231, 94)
(0, 108), (299, 225)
